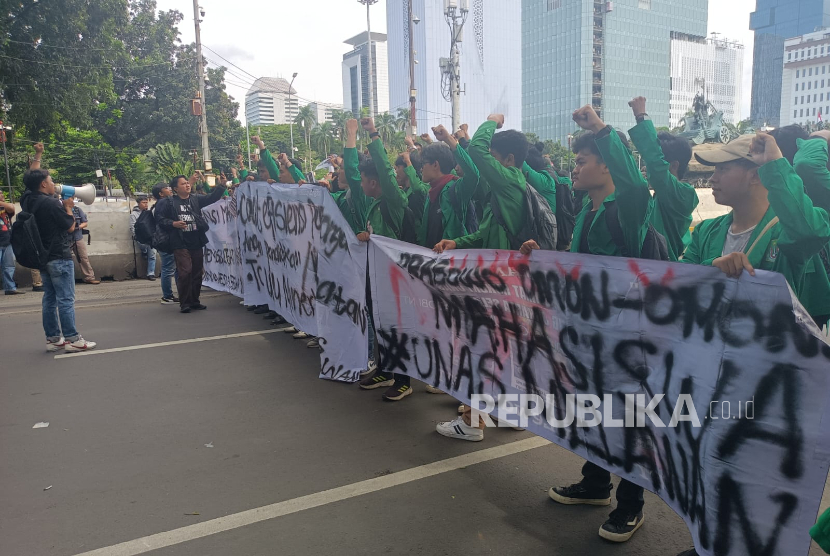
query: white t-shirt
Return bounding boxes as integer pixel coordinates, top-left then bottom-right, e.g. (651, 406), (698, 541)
(721, 224), (757, 256)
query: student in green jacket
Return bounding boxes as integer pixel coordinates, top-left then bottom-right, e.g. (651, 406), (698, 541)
(523, 146), (557, 213)
(351, 117), (413, 402)
(789, 130), (830, 328)
(672, 134), (830, 556)
(431, 114), (529, 442)
(328, 155), (364, 236)
(250, 135), (304, 184)
(394, 150), (428, 231)
(628, 96), (699, 260)
(416, 124), (481, 249)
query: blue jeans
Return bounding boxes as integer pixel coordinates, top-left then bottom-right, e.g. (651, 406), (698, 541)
(0, 244), (16, 292)
(42, 259), (79, 342)
(138, 242), (156, 276)
(160, 251), (176, 299)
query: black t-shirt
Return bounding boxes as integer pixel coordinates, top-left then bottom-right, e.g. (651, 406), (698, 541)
(32, 194), (74, 261)
(424, 198), (444, 250)
(175, 197), (202, 250)
(0, 210), (11, 248)
(578, 210), (597, 254)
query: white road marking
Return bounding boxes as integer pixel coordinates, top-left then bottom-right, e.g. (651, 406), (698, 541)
(54, 330), (281, 359)
(71, 437), (550, 556)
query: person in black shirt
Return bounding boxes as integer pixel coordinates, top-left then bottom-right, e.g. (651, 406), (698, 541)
(156, 174), (226, 313)
(20, 169), (96, 351)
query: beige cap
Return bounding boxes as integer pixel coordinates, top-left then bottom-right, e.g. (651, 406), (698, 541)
(693, 134), (758, 167)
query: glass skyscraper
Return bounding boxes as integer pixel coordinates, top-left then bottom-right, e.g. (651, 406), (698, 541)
(522, 0), (706, 143)
(750, 0), (830, 127)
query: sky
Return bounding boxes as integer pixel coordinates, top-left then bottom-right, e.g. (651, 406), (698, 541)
(156, 0), (757, 123)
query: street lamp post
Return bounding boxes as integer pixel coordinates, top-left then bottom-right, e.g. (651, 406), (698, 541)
(358, 0), (378, 118)
(289, 72), (298, 155)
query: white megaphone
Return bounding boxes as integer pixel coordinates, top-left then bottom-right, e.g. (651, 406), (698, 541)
(56, 184), (97, 205)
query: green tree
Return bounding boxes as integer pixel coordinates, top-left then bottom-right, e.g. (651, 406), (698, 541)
(395, 108), (411, 131)
(311, 122), (335, 158)
(375, 112), (397, 144)
(146, 143), (193, 183)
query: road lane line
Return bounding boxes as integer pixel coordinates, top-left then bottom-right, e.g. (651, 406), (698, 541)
(54, 329), (281, 359)
(71, 437), (550, 556)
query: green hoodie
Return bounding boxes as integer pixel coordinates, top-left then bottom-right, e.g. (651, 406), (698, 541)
(337, 147), (371, 235)
(403, 165), (429, 231)
(522, 161), (557, 213)
(417, 145), (481, 247)
(789, 137), (830, 320)
(260, 148), (305, 184)
(681, 157), (830, 294)
(571, 127), (654, 257)
(453, 120), (525, 250)
(628, 119), (699, 261)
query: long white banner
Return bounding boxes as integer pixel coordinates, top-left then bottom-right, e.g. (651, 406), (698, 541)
(234, 182), (369, 382)
(368, 235), (830, 556)
(202, 198), (244, 297)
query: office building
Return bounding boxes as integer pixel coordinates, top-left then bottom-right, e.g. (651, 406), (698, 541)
(245, 77), (299, 126)
(522, 0), (707, 143)
(670, 32), (744, 129)
(780, 29), (830, 125)
(307, 102), (344, 125)
(341, 32), (389, 116)
(386, 0), (521, 133)
(750, 0), (830, 126)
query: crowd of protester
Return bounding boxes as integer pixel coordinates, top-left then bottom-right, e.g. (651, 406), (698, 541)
(11, 95), (830, 554)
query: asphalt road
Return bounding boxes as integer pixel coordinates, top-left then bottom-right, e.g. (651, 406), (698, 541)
(1, 284), (828, 556)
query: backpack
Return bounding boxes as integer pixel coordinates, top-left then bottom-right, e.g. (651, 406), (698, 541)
(11, 210), (49, 269)
(490, 186), (558, 251)
(134, 210), (156, 246)
(604, 200), (671, 261)
(380, 200), (418, 244)
(448, 180), (480, 234)
(551, 174), (576, 251)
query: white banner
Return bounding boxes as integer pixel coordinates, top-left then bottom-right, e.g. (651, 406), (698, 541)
(368, 235), (830, 556)
(202, 198), (244, 297)
(235, 182), (369, 382)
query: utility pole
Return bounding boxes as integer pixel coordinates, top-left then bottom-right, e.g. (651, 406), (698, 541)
(0, 121), (11, 202)
(441, 0), (468, 131)
(358, 0), (378, 118)
(408, 1), (419, 136)
(193, 1), (212, 184)
(288, 72), (298, 156)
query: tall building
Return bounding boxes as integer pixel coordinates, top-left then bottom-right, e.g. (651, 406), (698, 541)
(779, 29), (830, 126)
(245, 77), (299, 126)
(670, 32), (744, 129)
(386, 0), (522, 133)
(341, 32), (389, 116)
(308, 102), (345, 125)
(522, 0), (707, 143)
(749, 0), (830, 127)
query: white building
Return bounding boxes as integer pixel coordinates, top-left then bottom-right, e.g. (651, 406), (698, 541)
(245, 77), (299, 126)
(308, 102), (344, 125)
(669, 32), (744, 129)
(386, 0), (521, 133)
(341, 32), (389, 116)
(780, 29), (830, 127)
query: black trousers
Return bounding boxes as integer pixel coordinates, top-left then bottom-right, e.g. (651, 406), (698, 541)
(581, 461), (644, 514)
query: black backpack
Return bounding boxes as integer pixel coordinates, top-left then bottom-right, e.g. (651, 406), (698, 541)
(11, 210), (49, 270)
(134, 209), (156, 246)
(604, 200), (670, 261)
(448, 180), (480, 234)
(551, 173), (576, 251)
(490, 186), (558, 251)
(380, 200), (418, 244)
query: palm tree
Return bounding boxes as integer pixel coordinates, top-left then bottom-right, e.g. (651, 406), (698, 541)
(395, 108), (411, 131)
(330, 109), (352, 141)
(294, 105), (317, 152)
(375, 112), (397, 144)
(311, 122), (335, 157)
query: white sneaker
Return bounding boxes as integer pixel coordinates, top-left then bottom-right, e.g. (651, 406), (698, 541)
(274, 325), (295, 332)
(46, 337), (66, 352)
(65, 337), (97, 352)
(281, 326), (297, 334)
(425, 385), (446, 394)
(436, 417), (484, 442)
(292, 331), (310, 339)
(360, 360), (377, 378)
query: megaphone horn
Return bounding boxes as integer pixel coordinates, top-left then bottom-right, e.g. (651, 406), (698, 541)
(56, 184), (96, 205)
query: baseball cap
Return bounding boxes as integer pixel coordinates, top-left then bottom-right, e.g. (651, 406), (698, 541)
(694, 134), (758, 167)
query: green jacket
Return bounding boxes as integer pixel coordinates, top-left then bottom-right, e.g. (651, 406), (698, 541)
(417, 145), (481, 247)
(681, 157), (830, 294)
(454, 120), (525, 250)
(790, 137), (830, 318)
(403, 165), (429, 231)
(343, 140), (406, 239)
(571, 128), (654, 256)
(260, 149), (304, 184)
(337, 148), (371, 235)
(628, 120), (699, 260)
(522, 162), (557, 213)
(811, 507), (830, 554)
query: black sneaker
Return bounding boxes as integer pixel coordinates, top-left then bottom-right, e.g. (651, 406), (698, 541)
(147, 275), (156, 281)
(382, 380), (413, 401)
(32, 285), (44, 292)
(271, 316), (287, 326)
(676, 550), (698, 556)
(264, 311), (277, 319)
(246, 304), (259, 312)
(161, 297), (175, 304)
(598, 509), (644, 542)
(359, 371), (394, 390)
(191, 303), (207, 310)
(5, 290), (24, 295)
(180, 306), (192, 313)
(253, 305), (270, 314)
(548, 482), (612, 506)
